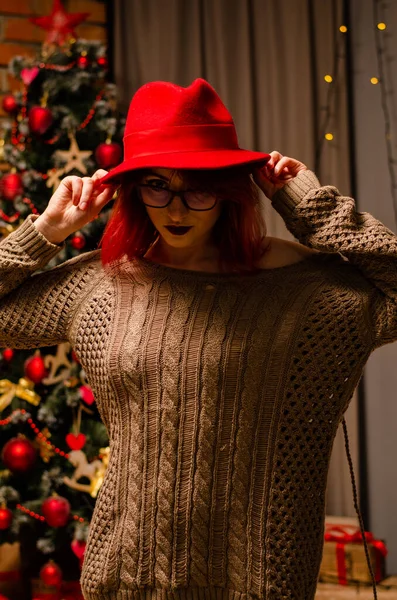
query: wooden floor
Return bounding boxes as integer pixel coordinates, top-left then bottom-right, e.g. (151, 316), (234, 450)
(316, 583), (397, 598)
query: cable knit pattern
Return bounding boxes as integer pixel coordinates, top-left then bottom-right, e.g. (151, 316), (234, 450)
(189, 293), (223, 586)
(1, 172), (397, 600)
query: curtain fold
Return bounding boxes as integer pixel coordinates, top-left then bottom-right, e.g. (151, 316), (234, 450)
(113, 0), (358, 517)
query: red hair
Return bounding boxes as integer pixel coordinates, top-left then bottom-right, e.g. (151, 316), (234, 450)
(99, 167), (267, 272)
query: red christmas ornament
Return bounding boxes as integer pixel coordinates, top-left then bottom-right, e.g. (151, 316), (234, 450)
(0, 506), (13, 530)
(29, 0), (89, 45)
(71, 538), (86, 569)
(71, 538), (86, 560)
(65, 432), (86, 450)
(2, 94), (18, 114)
(70, 232), (86, 250)
(21, 67), (40, 86)
(95, 142), (122, 169)
(0, 173), (23, 201)
(40, 560), (63, 587)
(97, 56), (108, 69)
(41, 495), (71, 527)
(24, 354), (48, 384)
(77, 56), (89, 69)
(28, 106), (53, 135)
(1, 437), (37, 473)
(79, 385), (95, 405)
(2, 348), (14, 362)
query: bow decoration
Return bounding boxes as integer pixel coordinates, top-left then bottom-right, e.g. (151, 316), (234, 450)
(0, 378), (41, 413)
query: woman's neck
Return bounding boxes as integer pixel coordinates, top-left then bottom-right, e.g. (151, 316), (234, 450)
(144, 239), (221, 272)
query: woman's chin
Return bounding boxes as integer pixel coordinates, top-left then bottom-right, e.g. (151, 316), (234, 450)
(160, 230), (195, 247)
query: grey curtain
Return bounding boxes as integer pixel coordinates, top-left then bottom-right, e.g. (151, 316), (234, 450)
(113, 0), (358, 517)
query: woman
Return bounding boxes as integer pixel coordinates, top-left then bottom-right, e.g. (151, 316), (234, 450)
(0, 79), (395, 600)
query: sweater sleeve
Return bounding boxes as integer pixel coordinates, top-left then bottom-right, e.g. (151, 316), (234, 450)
(272, 170), (397, 348)
(0, 214), (101, 349)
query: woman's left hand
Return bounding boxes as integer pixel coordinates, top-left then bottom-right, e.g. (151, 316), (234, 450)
(253, 151), (308, 200)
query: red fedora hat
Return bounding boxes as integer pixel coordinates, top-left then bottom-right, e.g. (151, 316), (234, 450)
(100, 78), (270, 183)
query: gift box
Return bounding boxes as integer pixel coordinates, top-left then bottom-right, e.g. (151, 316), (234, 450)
(320, 523), (387, 586)
(379, 576), (397, 589)
(0, 542), (27, 600)
(31, 578), (84, 600)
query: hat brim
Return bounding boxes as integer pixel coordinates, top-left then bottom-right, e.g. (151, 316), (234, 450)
(99, 150), (270, 185)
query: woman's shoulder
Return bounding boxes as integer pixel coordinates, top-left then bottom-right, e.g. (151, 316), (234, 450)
(48, 248), (102, 274)
(257, 237), (319, 269)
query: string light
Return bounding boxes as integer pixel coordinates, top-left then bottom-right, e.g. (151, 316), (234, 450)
(370, 77), (379, 84)
(0, 409), (68, 457)
(42, 90), (105, 146)
(315, 21), (346, 169)
(0, 209), (21, 223)
(39, 60), (76, 72)
(16, 503), (87, 523)
(373, 0), (397, 227)
(17, 504), (45, 521)
(77, 90), (105, 131)
(23, 197), (39, 214)
(26, 416), (69, 457)
(43, 133), (61, 146)
(11, 89), (28, 147)
(0, 411), (16, 426)
(73, 514), (86, 523)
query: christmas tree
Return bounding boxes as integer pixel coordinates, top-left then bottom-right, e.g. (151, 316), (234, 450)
(0, 1), (124, 596)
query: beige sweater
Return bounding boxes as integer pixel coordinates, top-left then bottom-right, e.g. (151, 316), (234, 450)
(1, 171), (396, 600)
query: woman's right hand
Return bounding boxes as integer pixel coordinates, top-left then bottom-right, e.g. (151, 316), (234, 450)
(253, 151), (307, 200)
(34, 169), (118, 244)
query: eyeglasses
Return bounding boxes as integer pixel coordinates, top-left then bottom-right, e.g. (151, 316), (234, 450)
(137, 183), (218, 211)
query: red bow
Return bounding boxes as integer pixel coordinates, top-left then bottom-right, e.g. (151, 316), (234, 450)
(324, 524), (387, 585)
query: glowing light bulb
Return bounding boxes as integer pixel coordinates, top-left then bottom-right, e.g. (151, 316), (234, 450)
(370, 77), (379, 84)
(324, 75), (333, 83)
(339, 25), (347, 33)
(325, 133), (334, 141)
(377, 22), (386, 30)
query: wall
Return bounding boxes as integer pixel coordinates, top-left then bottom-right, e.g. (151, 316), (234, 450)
(351, 0), (397, 575)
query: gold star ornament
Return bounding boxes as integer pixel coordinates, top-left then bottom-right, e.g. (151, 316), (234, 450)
(55, 134), (92, 175)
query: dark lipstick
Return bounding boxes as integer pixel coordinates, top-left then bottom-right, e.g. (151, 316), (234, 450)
(165, 226), (192, 236)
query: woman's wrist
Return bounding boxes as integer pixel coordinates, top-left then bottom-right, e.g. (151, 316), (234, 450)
(33, 215), (67, 245)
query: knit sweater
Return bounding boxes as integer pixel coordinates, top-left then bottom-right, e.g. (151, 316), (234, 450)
(1, 171), (396, 600)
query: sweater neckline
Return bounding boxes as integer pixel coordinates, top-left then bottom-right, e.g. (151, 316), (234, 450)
(136, 252), (333, 281)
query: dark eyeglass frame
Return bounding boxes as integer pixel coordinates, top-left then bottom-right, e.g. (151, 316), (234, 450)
(136, 183), (218, 211)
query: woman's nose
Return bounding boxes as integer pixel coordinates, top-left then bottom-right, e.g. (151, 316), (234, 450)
(166, 194), (189, 219)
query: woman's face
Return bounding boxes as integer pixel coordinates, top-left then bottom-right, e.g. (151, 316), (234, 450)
(139, 168), (222, 250)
